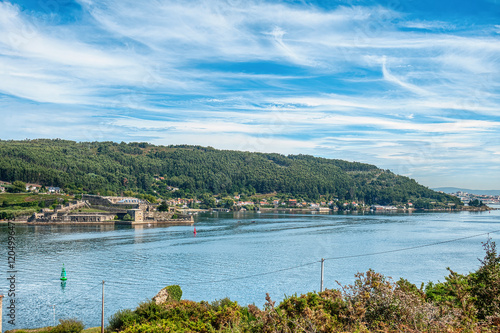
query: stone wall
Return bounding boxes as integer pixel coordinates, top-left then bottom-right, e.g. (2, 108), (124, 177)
(55, 200), (89, 213)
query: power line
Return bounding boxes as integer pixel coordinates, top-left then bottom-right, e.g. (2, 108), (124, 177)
(105, 261), (321, 286)
(192, 229), (499, 284)
(190, 230), (499, 284)
(323, 229), (500, 261)
(86, 229), (500, 287)
(106, 280), (142, 286)
(183, 260), (321, 285)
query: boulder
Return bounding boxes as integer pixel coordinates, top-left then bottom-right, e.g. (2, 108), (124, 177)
(152, 285), (182, 304)
(152, 288), (171, 305)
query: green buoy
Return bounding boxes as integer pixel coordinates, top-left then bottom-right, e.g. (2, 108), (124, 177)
(60, 264), (67, 281)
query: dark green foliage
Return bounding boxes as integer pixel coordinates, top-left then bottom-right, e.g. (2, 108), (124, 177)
(469, 199), (485, 207)
(470, 239), (500, 319)
(50, 319), (84, 333)
(165, 285), (182, 301)
(0, 139), (460, 206)
(122, 214), (133, 221)
(133, 301), (165, 322)
(10, 180), (26, 193)
(0, 211), (14, 219)
(157, 202), (169, 212)
(425, 238), (500, 323)
(107, 309), (140, 333)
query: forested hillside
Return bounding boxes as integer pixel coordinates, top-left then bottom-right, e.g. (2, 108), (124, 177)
(0, 139), (460, 206)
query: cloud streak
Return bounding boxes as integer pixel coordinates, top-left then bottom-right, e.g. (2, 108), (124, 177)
(1, 0), (500, 189)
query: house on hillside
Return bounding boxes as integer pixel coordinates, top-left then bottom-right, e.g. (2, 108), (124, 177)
(48, 186), (61, 193)
(26, 184), (42, 192)
(0, 186), (5, 193)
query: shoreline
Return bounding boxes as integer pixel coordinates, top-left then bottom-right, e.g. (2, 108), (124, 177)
(253, 206), (496, 213)
(0, 218), (194, 226)
(0, 206), (494, 225)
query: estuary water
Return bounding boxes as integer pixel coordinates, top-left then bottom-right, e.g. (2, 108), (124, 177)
(1, 207), (500, 331)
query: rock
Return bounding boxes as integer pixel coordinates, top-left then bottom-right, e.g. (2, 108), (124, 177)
(152, 288), (171, 305)
(152, 285), (182, 304)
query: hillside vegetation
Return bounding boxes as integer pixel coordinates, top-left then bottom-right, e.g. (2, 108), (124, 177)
(0, 139), (460, 206)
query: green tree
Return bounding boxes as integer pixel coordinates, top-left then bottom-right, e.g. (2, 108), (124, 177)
(158, 202), (169, 212)
(223, 198), (234, 208)
(469, 199), (480, 207)
(470, 238), (500, 319)
(11, 181), (26, 193)
(201, 193), (216, 208)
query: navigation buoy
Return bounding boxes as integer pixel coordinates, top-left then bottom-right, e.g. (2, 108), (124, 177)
(193, 227), (197, 236)
(60, 264), (67, 281)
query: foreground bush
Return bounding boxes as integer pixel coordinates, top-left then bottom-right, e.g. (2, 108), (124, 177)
(107, 239), (500, 332)
(50, 319), (84, 333)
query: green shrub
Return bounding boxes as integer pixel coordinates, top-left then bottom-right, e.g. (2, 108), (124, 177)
(425, 238), (500, 324)
(165, 285), (182, 302)
(50, 319), (84, 333)
(210, 297), (235, 310)
(106, 309), (139, 332)
(470, 238), (500, 319)
(134, 301), (167, 321)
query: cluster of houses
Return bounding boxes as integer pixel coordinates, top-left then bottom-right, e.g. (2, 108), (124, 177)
(0, 181), (61, 194)
(169, 195), (407, 211)
(168, 197), (337, 209)
(25, 184), (61, 193)
(451, 191), (500, 205)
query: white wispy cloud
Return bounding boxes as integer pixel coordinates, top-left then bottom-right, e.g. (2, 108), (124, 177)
(1, 0), (500, 188)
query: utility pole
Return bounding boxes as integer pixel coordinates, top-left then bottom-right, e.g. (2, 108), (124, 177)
(0, 294), (4, 333)
(320, 258), (325, 292)
(101, 281), (105, 333)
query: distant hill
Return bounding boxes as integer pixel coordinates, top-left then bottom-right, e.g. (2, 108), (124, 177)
(432, 187), (500, 196)
(0, 139), (461, 207)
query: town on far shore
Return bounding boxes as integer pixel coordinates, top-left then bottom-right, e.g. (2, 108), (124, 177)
(447, 191), (500, 206)
(0, 180), (496, 224)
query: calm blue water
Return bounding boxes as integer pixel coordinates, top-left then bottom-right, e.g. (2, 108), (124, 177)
(1, 207), (500, 331)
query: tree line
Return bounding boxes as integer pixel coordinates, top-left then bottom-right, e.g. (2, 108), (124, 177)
(0, 139), (461, 206)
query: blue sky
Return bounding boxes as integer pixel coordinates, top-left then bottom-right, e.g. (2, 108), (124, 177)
(1, 0), (500, 189)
